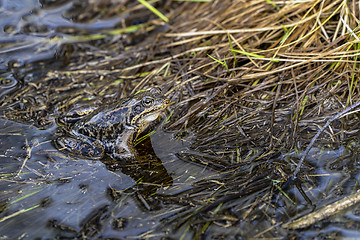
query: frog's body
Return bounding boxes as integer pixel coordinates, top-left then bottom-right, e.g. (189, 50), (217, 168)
(56, 88), (169, 160)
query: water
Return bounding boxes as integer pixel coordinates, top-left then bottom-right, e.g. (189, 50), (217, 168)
(0, 117), (221, 238)
(0, 0), (360, 239)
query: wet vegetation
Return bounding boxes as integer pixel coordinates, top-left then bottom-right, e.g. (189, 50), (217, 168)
(1, 0), (360, 239)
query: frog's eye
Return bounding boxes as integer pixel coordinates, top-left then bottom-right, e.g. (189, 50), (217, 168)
(142, 97), (154, 107)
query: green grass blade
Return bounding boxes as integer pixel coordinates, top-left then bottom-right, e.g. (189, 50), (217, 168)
(109, 24), (144, 35)
(231, 49), (265, 58)
(10, 189), (42, 205)
(0, 204), (40, 222)
(208, 54), (229, 72)
(138, 0), (168, 22)
(208, 54), (224, 65)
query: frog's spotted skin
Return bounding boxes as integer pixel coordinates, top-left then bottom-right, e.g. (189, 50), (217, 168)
(56, 88), (169, 160)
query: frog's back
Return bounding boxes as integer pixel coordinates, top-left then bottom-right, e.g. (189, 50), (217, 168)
(73, 100), (132, 140)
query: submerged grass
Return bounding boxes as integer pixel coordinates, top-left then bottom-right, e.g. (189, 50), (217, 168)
(9, 189), (42, 205)
(0, 204), (40, 223)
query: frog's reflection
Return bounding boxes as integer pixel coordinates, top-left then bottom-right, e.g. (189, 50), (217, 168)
(102, 135), (173, 210)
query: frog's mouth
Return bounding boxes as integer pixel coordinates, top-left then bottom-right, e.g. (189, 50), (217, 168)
(142, 111), (161, 123)
(136, 110), (164, 134)
(133, 99), (170, 126)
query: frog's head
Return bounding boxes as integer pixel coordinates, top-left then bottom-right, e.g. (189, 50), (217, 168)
(127, 87), (169, 131)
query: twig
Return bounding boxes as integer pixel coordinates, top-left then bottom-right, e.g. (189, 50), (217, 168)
(16, 139), (32, 177)
(292, 101), (360, 178)
(283, 189), (360, 229)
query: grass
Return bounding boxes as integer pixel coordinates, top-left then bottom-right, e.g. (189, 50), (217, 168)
(137, 0), (168, 22)
(207, 54), (229, 73)
(0, 204), (40, 223)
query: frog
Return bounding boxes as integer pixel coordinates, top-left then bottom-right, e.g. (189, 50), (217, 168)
(55, 87), (169, 160)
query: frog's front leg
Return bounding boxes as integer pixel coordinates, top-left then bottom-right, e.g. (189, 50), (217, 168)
(109, 129), (136, 161)
(56, 135), (105, 159)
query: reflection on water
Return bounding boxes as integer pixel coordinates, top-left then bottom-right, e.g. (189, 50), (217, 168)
(0, 118), (220, 238)
(0, 0), (131, 70)
(2, 112), (358, 239)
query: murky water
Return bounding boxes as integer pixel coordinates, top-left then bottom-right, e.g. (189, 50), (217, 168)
(1, 0), (360, 239)
(0, 117), (219, 239)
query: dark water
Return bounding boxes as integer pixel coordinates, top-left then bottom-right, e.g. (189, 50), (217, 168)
(0, 118), (219, 239)
(1, 0), (360, 239)
(0, 0), (129, 70)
